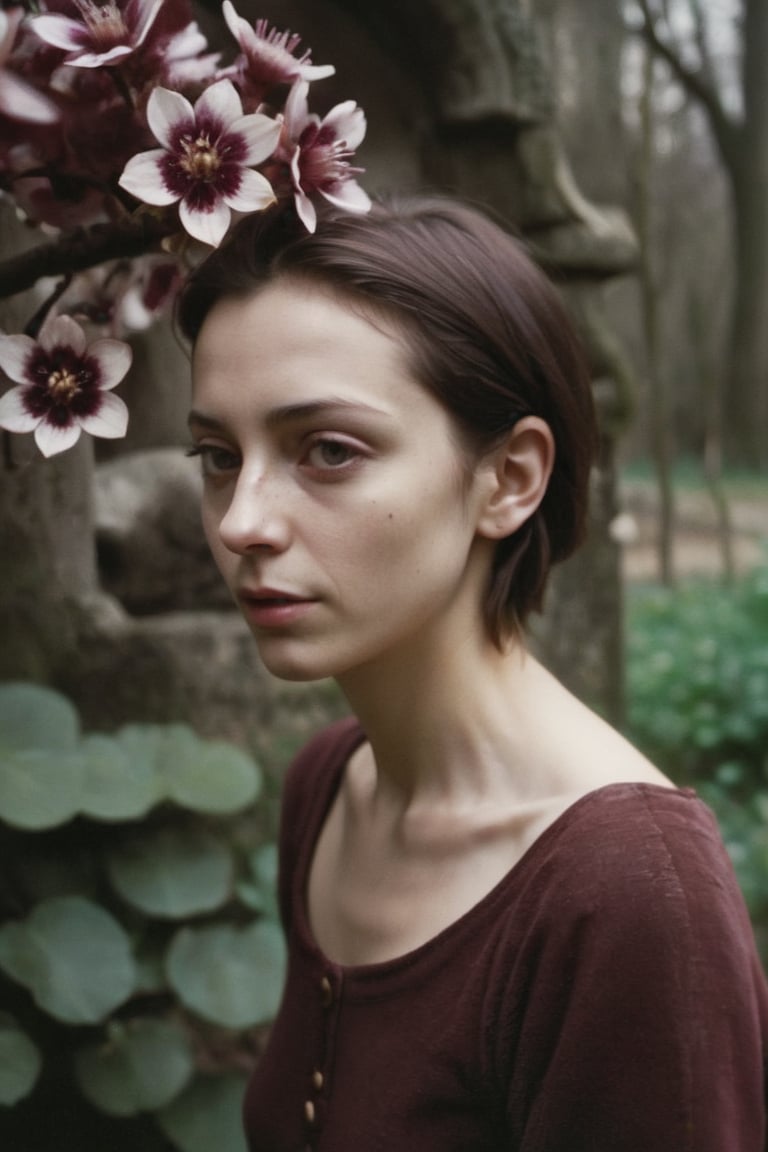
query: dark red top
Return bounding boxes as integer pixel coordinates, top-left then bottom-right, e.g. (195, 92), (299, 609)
(243, 716), (768, 1151)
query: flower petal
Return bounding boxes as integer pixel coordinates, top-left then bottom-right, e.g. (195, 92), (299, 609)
(223, 168), (275, 213)
(300, 62), (336, 81)
(231, 112), (281, 165)
(35, 420), (82, 458)
(222, 0), (250, 46)
(194, 78), (242, 126)
(293, 188), (317, 233)
(88, 339), (133, 390)
(179, 195), (230, 247)
(119, 151), (179, 206)
(80, 392), (129, 440)
(0, 386), (40, 432)
(324, 102), (367, 150)
(132, 0), (164, 48)
(39, 315), (87, 356)
(0, 72), (59, 123)
(0, 335), (35, 384)
(147, 87), (194, 149)
(30, 14), (87, 51)
(320, 181), (372, 214)
(165, 21), (209, 63)
(284, 79), (310, 133)
(66, 44), (133, 68)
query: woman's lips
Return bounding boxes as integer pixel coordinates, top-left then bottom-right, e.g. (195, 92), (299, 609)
(237, 588), (317, 628)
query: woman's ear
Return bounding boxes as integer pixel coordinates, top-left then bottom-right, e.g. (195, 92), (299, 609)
(476, 416), (555, 540)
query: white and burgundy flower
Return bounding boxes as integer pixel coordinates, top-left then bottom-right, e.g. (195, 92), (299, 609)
(222, 1), (334, 95)
(31, 0), (163, 69)
(118, 79), (280, 247)
(282, 79), (371, 233)
(0, 316), (130, 457)
(159, 21), (220, 90)
(0, 7), (60, 123)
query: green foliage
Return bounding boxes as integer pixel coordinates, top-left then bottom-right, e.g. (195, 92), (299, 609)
(74, 1019), (195, 1116)
(167, 920), (286, 1029)
(107, 827), (234, 918)
(0, 1015), (41, 1106)
(158, 1074), (249, 1152)
(625, 566), (768, 937)
(0, 682), (280, 1152)
(0, 896), (135, 1023)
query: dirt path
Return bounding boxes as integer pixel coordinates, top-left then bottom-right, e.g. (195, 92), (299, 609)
(619, 479), (767, 583)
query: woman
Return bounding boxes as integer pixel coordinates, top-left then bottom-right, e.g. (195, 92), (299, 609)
(179, 197), (768, 1151)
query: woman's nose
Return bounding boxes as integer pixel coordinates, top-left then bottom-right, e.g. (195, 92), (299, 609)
(217, 471), (291, 555)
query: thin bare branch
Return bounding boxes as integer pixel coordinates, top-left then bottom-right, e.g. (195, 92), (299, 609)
(24, 274), (73, 338)
(635, 0), (740, 171)
(0, 213), (176, 301)
(687, 0), (718, 91)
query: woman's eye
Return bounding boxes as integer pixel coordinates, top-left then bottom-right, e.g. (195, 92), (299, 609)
(186, 443), (240, 477)
(305, 438), (361, 470)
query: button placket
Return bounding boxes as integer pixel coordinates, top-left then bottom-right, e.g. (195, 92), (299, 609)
(303, 969), (339, 1145)
(319, 974), (333, 1007)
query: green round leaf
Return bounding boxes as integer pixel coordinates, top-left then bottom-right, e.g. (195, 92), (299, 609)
(0, 747), (84, 830)
(0, 896), (135, 1024)
(74, 1019), (194, 1116)
(163, 740), (261, 815)
(79, 733), (160, 821)
(0, 1015), (42, 1105)
(237, 844), (278, 917)
(0, 682), (79, 751)
(157, 1074), (248, 1152)
(167, 920), (286, 1028)
(0, 922), (35, 988)
(118, 724), (198, 788)
(108, 827), (234, 919)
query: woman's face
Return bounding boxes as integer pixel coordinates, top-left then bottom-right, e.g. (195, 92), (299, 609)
(189, 279), (498, 683)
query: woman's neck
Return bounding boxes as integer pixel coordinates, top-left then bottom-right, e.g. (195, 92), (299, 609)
(335, 627), (553, 809)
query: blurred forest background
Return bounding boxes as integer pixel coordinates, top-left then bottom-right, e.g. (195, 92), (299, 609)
(0, 1), (767, 1150)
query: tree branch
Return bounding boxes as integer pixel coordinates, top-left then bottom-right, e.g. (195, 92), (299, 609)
(0, 213), (177, 301)
(636, 0), (740, 173)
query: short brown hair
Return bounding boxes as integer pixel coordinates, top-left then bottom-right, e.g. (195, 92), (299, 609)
(178, 197), (597, 642)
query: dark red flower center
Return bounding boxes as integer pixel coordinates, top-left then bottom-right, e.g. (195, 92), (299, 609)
(25, 345), (101, 427)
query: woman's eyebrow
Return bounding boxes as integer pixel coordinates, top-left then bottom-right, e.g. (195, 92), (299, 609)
(263, 398), (393, 427)
(187, 410), (226, 432)
(188, 398), (392, 432)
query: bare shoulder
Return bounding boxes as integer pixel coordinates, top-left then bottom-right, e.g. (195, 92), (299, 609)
(580, 700), (677, 792)
(522, 659), (675, 796)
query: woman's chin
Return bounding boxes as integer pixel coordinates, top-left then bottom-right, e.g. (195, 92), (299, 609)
(253, 639), (339, 684)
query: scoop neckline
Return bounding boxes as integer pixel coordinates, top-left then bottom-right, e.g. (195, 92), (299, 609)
(294, 719), (699, 982)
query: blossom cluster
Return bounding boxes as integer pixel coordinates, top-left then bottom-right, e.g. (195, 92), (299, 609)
(0, 0), (370, 456)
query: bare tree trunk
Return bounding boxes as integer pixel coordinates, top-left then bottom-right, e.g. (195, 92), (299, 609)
(728, 176), (768, 468)
(688, 290), (736, 582)
(0, 433), (98, 680)
(638, 0), (768, 469)
(0, 202), (101, 683)
(725, 0), (768, 467)
(635, 46), (675, 585)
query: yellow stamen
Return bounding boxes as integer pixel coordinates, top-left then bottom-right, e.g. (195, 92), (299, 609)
(47, 369), (81, 403)
(179, 135), (222, 181)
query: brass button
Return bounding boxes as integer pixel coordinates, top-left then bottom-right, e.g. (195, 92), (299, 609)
(312, 1069), (324, 1090)
(304, 1099), (316, 1124)
(320, 975), (333, 1006)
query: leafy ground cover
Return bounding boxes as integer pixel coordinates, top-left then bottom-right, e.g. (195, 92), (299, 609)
(625, 563), (768, 958)
(0, 683), (282, 1152)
